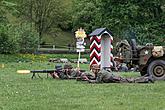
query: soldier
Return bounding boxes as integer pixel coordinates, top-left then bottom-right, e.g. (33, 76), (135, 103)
(76, 64), (97, 81)
(51, 63), (85, 80)
(49, 64), (74, 79)
(49, 64), (62, 79)
(62, 63), (96, 81)
(114, 57), (128, 72)
(60, 63), (81, 79)
(88, 64), (154, 83)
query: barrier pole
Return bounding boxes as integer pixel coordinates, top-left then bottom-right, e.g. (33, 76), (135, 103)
(77, 51), (81, 68)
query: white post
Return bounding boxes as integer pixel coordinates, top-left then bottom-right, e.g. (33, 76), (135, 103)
(38, 45), (40, 50)
(53, 45), (55, 50)
(77, 51), (81, 68)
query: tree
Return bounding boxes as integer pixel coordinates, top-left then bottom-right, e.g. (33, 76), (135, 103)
(17, 23), (40, 53)
(72, 0), (103, 33)
(0, 22), (40, 54)
(18, 0), (72, 43)
(0, 0), (17, 23)
(72, 0), (165, 45)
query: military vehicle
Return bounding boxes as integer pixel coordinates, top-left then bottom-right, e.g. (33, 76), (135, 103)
(115, 39), (165, 80)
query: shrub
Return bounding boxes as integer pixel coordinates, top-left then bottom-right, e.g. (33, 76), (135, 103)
(0, 24), (19, 54)
(0, 23), (40, 54)
(17, 23), (40, 53)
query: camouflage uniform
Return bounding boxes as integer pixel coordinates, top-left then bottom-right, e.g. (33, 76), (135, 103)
(89, 69), (154, 83)
(50, 64), (70, 79)
(70, 69), (81, 78)
(62, 64), (97, 80)
(77, 64), (101, 81)
(49, 65), (62, 79)
(58, 70), (69, 79)
(50, 64), (79, 79)
(58, 64), (81, 79)
(77, 71), (96, 81)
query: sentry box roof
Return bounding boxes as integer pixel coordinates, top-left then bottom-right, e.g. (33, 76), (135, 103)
(89, 28), (113, 36)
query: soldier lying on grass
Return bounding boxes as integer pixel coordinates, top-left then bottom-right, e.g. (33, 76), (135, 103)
(50, 63), (96, 80)
(50, 64), (154, 83)
(49, 64), (82, 79)
(62, 64), (98, 81)
(87, 64), (154, 83)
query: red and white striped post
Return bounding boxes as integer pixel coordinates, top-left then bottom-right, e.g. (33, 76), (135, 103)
(89, 28), (113, 69)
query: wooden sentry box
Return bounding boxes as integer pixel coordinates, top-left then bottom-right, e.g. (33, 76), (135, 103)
(89, 28), (113, 69)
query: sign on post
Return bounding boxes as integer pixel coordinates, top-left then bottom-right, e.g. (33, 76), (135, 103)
(75, 28), (87, 68)
(76, 38), (85, 52)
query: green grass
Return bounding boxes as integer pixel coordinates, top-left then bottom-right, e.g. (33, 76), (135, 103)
(0, 55), (165, 110)
(0, 54), (90, 63)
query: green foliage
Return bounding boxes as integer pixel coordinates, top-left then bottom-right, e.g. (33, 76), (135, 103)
(1, 0), (165, 51)
(0, 0), (16, 13)
(73, 0), (165, 45)
(0, 1), (19, 54)
(72, 0), (102, 32)
(0, 1), (40, 54)
(0, 23), (39, 54)
(0, 33), (17, 53)
(17, 23), (39, 53)
(0, 24), (20, 54)
(18, 0), (72, 42)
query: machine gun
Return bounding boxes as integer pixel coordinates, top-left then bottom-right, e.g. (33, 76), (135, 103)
(17, 69), (58, 79)
(17, 69), (86, 79)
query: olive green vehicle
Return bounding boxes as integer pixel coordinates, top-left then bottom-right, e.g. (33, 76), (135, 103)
(115, 39), (165, 80)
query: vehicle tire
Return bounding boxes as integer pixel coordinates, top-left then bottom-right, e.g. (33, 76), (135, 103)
(147, 60), (165, 80)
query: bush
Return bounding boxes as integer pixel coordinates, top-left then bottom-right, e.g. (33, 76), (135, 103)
(0, 23), (40, 54)
(17, 23), (39, 53)
(0, 25), (19, 54)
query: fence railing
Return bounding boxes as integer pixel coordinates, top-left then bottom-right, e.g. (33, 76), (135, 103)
(36, 45), (90, 54)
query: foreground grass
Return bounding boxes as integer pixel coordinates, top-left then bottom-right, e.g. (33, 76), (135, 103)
(0, 61), (165, 110)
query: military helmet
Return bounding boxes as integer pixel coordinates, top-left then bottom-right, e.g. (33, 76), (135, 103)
(64, 64), (73, 69)
(55, 64), (62, 71)
(91, 64), (100, 70)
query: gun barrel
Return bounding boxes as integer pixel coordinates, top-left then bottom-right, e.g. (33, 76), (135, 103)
(30, 70), (55, 73)
(80, 70), (86, 72)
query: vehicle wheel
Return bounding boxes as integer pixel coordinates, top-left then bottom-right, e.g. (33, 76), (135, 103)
(147, 60), (165, 80)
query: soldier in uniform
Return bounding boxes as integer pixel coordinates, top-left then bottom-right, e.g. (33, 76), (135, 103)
(49, 64), (75, 79)
(76, 64), (98, 81)
(88, 64), (154, 83)
(64, 64), (81, 79)
(51, 63), (85, 80)
(49, 64), (62, 79)
(114, 57), (129, 72)
(61, 63), (96, 81)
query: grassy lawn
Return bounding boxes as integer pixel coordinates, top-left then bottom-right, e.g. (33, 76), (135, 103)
(42, 31), (75, 47)
(0, 54), (165, 110)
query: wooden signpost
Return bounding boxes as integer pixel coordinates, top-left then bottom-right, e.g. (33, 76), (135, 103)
(75, 28), (87, 68)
